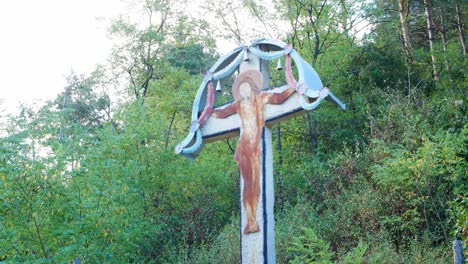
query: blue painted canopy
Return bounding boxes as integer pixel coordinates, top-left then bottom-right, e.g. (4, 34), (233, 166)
(176, 38), (345, 159)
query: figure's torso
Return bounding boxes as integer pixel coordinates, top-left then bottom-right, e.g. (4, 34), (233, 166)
(238, 95), (266, 145)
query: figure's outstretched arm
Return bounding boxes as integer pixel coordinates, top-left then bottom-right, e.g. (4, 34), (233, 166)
(212, 102), (239, 118)
(265, 86), (296, 104)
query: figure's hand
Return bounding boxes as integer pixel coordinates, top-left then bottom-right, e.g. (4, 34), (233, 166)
(212, 110), (221, 118)
(266, 86), (296, 104)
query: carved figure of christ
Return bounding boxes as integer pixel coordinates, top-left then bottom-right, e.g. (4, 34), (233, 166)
(212, 69), (295, 234)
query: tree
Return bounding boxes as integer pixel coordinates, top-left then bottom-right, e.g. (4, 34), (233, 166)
(454, 1), (466, 55)
(277, 0), (369, 63)
(55, 70), (111, 135)
(423, 0), (439, 81)
(108, 0), (175, 104)
(397, 0), (415, 64)
(163, 43), (216, 75)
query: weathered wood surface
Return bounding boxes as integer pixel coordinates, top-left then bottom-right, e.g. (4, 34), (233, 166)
(211, 68), (295, 237)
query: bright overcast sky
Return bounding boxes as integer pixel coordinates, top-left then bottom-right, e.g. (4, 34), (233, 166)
(0, 1), (282, 116)
(0, 0), (126, 114)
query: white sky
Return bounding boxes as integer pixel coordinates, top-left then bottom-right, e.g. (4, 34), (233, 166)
(0, 0), (337, 117)
(0, 0), (125, 114)
(0, 0), (248, 116)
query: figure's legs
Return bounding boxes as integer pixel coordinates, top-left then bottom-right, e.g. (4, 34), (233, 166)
(236, 145), (261, 234)
(248, 150), (260, 233)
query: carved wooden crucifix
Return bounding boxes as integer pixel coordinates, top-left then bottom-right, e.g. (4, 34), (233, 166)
(176, 38), (345, 263)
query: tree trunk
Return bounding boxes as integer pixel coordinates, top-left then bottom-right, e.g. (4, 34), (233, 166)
(398, 0), (414, 63)
(307, 113), (317, 156)
(423, 0), (439, 81)
(313, 28), (320, 64)
(276, 125), (283, 165)
(439, 7), (453, 83)
(455, 2), (467, 56)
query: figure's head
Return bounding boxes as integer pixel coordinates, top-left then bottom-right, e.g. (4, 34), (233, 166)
(239, 83), (252, 99)
(232, 70), (263, 101)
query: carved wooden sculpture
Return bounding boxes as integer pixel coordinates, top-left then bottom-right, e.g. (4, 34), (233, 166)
(175, 38), (345, 263)
(212, 70), (295, 234)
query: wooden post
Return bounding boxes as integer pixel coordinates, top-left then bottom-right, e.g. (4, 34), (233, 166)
(176, 38), (346, 264)
(453, 240), (463, 264)
(238, 48), (275, 263)
(239, 127), (275, 263)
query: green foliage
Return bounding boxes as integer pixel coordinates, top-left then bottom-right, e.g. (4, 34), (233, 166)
(188, 217), (240, 263)
(54, 70), (111, 129)
(372, 126), (467, 245)
(288, 227), (334, 264)
(341, 240), (368, 264)
(163, 43), (217, 75)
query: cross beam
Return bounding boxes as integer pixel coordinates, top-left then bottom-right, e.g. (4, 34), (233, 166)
(202, 88), (309, 143)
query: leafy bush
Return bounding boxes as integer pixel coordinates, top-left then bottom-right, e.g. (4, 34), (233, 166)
(372, 126), (467, 246)
(288, 227), (334, 264)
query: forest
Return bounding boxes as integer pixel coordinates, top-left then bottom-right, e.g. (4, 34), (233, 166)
(0, 0), (466, 263)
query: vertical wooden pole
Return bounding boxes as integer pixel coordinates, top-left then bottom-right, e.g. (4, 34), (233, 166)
(453, 240), (463, 264)
(240, 127), (275, 263)
(263, 127), (276, 263)
(240, 48), (276, 263)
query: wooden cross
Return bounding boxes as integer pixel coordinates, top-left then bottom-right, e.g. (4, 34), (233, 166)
(176, 39), (345, 263)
